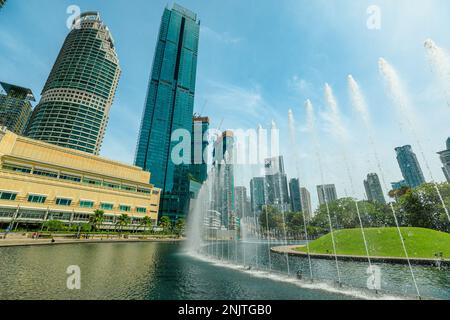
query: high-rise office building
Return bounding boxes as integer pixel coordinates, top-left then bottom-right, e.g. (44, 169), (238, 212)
(289, 178), (302, 213)
(317, 184), (338, 206)
(364, 173), (386, 204)
(134, 4), (200, 221)
(438, 138), (450, 183)
(391, 180), (408, 191)
(235, 186), (250, 218)
(26, 12), (121, 155)
(395, 145), (425, 188)
(0, 82), (35, 135)
(300, 187), (313, 220)
(250, 177), (265, 216)
(264, 156), (290, 213)
(213, 131), (235, 228)
(190, 116), (209, 184)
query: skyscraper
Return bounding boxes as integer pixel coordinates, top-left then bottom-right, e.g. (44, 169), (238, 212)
(264, 156), (290, 212)
(0, 0), (6, 10)
(317, 184), (338, 206)
(289, 178), (302, 213)
(395, 145), (426, 188)
(300, 187), (313, 220)
(213, 131), (235, 228)
(0, 82), (35, 135)
(235, 186), (249, 218)
(364, 173), (386, 204)
(190, 116), (209, 184)
(134, 4), (200, 221)
(250, 177), (265, 215)
(26, 12), (121, 155)
(438, 138), (450, 183)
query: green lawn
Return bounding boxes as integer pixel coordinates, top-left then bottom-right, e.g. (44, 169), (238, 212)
(296, 227), (450, 259)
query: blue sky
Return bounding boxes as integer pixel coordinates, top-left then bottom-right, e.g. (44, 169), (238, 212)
(1, 0), (450, 209)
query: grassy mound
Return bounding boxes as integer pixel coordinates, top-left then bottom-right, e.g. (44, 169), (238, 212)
(296, 227), (450, 259)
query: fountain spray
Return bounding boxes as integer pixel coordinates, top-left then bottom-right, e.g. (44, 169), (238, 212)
(379, 58), (450, 224)
(349, 72), (421, 298)
(288, 109), (314, 281)
(305, 99), (342, 286)
(323, 83), (374, 280)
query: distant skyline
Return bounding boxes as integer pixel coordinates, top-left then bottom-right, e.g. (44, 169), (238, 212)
(1, 0), (450, 211)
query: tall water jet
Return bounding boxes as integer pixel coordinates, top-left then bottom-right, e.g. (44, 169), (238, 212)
(352, 70), (422, 298)
(379, 58), (450, 225)
(424, 39), (450, 106)
(305, 99), (342, 285)
(288, 108), (313, 281)
(323, 83), (374, 280)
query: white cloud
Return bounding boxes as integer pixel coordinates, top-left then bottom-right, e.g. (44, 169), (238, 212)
(201, 26), (243, 45)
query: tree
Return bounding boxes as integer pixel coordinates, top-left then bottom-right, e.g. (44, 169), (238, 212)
(116, 214), (131, 235)
(159, 216), (172, 234)
(174, 218), (186, 238)
(89, 210), (105, 232)
(259, 206), (283, 238)
(140, 216), (153, 234)
(394, 183), (450, 232)
(43, 220), (65, 232)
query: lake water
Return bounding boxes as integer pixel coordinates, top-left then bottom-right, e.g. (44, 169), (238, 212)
(0, 241), (448, 300)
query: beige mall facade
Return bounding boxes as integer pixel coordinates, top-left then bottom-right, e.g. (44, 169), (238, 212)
(0, 129), (160, 230)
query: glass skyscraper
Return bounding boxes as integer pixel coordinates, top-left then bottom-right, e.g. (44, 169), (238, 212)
(300, 187), (312, 221)
(264, 156), (290, 213)
(364, 173), (386, 204)
(250, 177), (266, 215)
(317, 184), (338, 206)
(0, 82), (35, 135)
(438, 138), (450, 183)
(289, 178), (302, 213)
(213, 131), (235, 228)
(190, 116), (209, 184)
(26, 12), (121, 155)
(135, 4), (200, 220)
(395, 145), (426, 188)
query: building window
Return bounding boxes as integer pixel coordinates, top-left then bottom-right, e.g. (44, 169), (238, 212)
(103, 181), (120, 189)
(0, 192), (17, 201)
(100, 203), (114, 210)
(56, 198), (72, 206)
(83, 178), (102, 186)
(121, 185), (137, 192)
(28, 195), (47, 204)
(60, 173), (82, 183)
(33, 169), (58, 178)
(136, 207), (147, 214)
(2, 164), (32, 174)
(119, 205), (131, 212)
(80, 200), (94, 208)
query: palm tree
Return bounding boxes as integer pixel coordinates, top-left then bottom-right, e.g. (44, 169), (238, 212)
(159, 216), (172, 235)
(116, 214), (131, 237)
(140, 216), (153, 234)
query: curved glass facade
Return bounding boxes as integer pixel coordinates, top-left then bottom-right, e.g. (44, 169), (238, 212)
(26, 12), (121, 155)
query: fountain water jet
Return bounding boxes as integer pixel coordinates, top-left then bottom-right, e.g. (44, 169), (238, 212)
(288, 109), (314, 281)
(424, 39), (450, 107)
(305, 99), (342, 285)
(323, 84), (375, 281)
(349, 72), (422, 298)
(379, 58), (450, 225)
